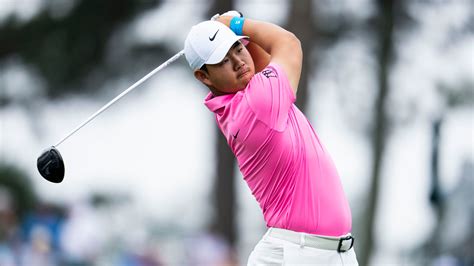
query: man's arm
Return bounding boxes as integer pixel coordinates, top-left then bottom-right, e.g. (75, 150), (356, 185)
(217, 16), (303, 95)
(246, 41), (271, 73)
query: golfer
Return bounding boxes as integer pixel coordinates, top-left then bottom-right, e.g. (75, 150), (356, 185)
(184, 12), (358, 265)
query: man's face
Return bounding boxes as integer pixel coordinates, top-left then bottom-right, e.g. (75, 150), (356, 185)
(195, 42), (255, 95)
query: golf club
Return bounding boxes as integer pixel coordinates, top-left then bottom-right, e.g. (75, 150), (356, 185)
(37, 50), (185, 183)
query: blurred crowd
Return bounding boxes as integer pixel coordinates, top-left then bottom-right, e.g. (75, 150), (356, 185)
(0, 190), (161, 266)
(0, 189), (237, 266)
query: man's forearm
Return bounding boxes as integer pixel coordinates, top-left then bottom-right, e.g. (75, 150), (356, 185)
(216, 16), (298, 58)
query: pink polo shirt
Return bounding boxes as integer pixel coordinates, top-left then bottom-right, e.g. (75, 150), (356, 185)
(204, 63), (352, 236)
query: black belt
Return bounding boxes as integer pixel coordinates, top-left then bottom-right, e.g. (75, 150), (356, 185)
(268, 228), (355, 253)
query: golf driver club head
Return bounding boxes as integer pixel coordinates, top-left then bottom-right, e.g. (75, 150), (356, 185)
(37, 146), (65, 183)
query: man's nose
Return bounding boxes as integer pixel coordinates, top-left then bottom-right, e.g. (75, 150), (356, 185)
(231, 55), (244, 70)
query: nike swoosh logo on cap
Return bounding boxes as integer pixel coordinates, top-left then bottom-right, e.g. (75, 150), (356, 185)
(209, 29), (219, 41)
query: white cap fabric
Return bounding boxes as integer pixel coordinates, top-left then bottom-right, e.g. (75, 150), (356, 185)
(184, 20), (248, 70)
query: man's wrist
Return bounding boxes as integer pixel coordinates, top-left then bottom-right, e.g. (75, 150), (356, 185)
(230, 16), (245, 35)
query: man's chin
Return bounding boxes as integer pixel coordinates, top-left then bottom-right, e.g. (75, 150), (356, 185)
(239, 75), (253, 88)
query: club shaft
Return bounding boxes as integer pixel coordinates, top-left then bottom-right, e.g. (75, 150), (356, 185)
(54, 50), (185, 147)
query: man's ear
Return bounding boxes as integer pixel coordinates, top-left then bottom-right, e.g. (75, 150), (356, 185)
(194, 69), (213, 87)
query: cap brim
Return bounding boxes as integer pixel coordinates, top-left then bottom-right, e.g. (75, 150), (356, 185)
(205, 35), (249, 65)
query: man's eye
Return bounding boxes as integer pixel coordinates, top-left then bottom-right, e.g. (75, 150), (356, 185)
(217, 58), (229, 66)
(237, 48), (243, 53)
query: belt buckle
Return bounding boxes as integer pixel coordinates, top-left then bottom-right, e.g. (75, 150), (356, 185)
(337, 235), (354, 253)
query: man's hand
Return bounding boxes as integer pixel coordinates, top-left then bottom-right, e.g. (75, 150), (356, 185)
(210, 10), (243, 21)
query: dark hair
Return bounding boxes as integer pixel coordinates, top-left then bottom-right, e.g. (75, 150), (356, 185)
(200, 64), (208, 73)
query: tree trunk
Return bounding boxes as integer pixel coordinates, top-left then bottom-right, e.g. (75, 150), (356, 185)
(207, 0), (238, 247)
(286, 0), (314, 112)
(211, 129), (237, 245)
(426, 117), (445, 259)
(358, 0), (394, 265)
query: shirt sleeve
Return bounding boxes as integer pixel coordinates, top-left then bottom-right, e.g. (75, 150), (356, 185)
(245, 63), (296, 131)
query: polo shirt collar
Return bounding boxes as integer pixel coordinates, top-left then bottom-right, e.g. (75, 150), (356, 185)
(204, 92), (235, 113)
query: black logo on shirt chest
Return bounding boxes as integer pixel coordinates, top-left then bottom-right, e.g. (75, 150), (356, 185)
(262, 69), (277, 78)
(232, 129), (240, 139)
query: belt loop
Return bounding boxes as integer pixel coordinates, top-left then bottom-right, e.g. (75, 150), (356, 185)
(300, 233), (305, 248)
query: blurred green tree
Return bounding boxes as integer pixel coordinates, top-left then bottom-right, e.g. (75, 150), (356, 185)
(0, 163), (37, 220)
(0, 0), (162, 103)
(357, 0), (398, 264)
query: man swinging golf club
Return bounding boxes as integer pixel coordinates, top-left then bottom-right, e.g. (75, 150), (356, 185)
(184, 12), (359, 265)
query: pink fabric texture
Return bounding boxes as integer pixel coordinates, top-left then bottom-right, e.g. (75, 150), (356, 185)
(204, 64), (352, 236)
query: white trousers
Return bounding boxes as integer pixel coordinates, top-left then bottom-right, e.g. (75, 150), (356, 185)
(248, 228), (359, 265)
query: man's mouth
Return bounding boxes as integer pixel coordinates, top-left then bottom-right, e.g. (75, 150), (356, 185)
(237, 68), (250, 79)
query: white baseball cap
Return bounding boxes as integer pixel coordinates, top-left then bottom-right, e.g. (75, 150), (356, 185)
(184, 20), (248, 70)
